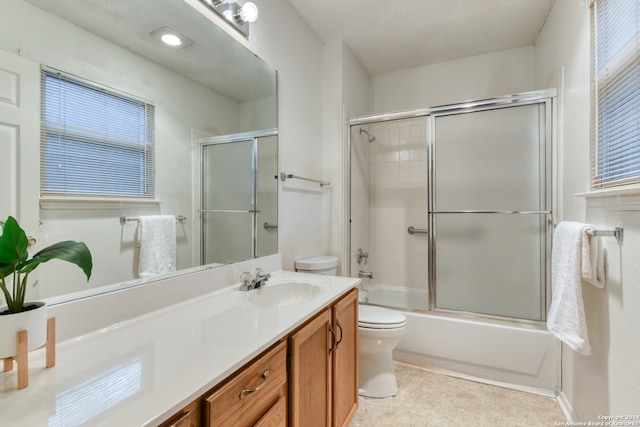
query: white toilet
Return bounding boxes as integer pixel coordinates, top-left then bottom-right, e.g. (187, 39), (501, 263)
(294, 255), (339, 275)
(294, 256), (407, 398)
(358, 304), (407, 398)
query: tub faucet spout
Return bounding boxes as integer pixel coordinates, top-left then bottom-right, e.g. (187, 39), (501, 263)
(359, 271), (373, 279)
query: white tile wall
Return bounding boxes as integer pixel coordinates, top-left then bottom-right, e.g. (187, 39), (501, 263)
(353, 118), (429, 295)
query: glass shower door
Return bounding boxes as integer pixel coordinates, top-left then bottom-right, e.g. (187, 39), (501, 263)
(201, 132), (278, 265)
(202, 139), (255, 264)
(256, 135), (278, 257)
(430, 102), (552, 321)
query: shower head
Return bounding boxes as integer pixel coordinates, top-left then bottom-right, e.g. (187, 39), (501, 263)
(360, 128), (376, 143)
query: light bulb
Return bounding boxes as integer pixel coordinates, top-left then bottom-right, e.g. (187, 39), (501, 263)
(237, 2), (258, 23)
(160, 34), (182, 47)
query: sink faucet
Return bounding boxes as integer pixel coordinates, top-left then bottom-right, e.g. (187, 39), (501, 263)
(239, 268), (271, 291)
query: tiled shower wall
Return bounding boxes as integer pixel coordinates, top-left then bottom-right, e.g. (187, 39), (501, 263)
(352, 118), (428, 295)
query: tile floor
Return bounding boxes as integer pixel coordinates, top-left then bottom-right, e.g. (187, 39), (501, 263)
(350, 362), (566, 427)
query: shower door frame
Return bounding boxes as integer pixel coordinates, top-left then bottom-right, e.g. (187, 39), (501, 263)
(347, 88), (556, 325)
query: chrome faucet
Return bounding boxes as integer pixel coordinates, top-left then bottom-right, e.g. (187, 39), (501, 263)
(356, 248), (368, 265)
(358, 271), (373, 279)
(239, 268), (271, 291)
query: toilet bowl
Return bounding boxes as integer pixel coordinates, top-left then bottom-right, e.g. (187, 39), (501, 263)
(358, 304), (407, 398)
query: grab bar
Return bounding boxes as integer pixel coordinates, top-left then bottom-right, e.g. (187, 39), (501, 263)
(280, 173), (330, 187)
(264, 222), (278, 230)
(407, 226), (428, 235)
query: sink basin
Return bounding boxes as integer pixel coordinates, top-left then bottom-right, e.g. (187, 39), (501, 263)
(247, 280), (330, 307)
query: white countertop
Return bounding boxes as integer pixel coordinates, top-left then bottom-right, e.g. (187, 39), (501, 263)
(0, 270), (359, 426)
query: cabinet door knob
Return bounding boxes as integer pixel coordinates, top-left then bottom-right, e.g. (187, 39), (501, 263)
(239, 369), (270, 399)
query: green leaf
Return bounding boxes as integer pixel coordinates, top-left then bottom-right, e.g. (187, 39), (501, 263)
(19, 240), (93, 280)
(0, 216), (28, 265)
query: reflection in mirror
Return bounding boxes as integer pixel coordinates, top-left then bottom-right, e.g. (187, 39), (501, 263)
(0, 0), (278, 303)
(200, 130), (278, 265)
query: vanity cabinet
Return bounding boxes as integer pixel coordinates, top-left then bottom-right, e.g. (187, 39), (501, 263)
(159, 288), (358, 427)
(289, 289), (358, 427)
(203, 340), (287, 427)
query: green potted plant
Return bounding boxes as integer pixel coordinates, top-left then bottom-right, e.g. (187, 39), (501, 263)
(0, 215), (92, 358)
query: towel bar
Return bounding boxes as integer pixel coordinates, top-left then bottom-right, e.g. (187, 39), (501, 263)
(280, 173), (330, 187)
(589, 227), (623, 243)
(120, 215), (186, 225)
(554, 224), (624, 243)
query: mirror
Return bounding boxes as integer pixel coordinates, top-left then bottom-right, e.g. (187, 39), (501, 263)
(0, 0), (278, 302)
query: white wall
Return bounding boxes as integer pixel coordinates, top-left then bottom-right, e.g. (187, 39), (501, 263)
(246, 0), (327, 271)
(322, 40), (370, 275)
(535, 0), (640, 420)
(370, 46), (536, 113)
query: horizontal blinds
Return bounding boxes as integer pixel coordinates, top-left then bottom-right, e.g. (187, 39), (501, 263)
(40, 70), (155, 197)
(591, 0), (640, 188)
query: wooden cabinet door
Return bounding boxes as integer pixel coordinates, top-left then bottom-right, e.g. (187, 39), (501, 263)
(332, 289), (359, 427)
(159, 400), (201, 427)
(288, 308), (332, 427)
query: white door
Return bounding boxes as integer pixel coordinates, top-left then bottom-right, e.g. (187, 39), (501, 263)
(0, 50), (41, 299)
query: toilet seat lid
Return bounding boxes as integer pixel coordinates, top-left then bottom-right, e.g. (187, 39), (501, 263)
(359, 305), (407, 329)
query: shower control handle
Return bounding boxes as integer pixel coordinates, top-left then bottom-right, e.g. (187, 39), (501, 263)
(356, 248), (368, 265)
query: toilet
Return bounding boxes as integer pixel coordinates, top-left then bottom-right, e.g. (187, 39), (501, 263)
(294, 255), (407, 399)
(358, 304), (407, 398)
(294, 255), (338, 275)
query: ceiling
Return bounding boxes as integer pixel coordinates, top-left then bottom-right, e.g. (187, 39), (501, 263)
(23, 0), (275, 101)
(286, 0), (556, 76)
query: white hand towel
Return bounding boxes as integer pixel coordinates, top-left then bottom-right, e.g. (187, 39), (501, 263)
(547, 221), (605, 355)
(138, 215), (176, 278)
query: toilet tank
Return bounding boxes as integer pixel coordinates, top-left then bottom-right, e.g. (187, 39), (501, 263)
(295, 255), (338, 275)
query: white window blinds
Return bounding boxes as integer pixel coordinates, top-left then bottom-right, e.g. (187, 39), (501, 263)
(41, 70), (155, 198)
(591, 0), (640, 189)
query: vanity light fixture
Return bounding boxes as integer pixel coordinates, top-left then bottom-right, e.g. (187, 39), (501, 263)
(150, 27), (193, 49)
(199, 0), (258, 38)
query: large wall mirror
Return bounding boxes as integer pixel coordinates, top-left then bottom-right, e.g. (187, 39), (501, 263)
(0, 0), (278, 303)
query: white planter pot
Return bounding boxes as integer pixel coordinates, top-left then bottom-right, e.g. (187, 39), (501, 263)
(0, 302), (48, 359)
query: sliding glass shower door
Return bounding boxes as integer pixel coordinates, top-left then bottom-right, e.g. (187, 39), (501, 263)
(429, 101), (552, 321)
(201, 131), (277, 265)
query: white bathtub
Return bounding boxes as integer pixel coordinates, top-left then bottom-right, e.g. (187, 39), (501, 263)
(360, 285), (429, 311)
(363, 285), (559, 394)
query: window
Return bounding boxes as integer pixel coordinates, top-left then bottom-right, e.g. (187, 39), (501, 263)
(590, 0), (640, 189)
(41, 69), (155, 198)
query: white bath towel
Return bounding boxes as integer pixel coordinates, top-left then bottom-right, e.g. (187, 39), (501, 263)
(547, 221), (605, 355)
(138, 215), (176, 278)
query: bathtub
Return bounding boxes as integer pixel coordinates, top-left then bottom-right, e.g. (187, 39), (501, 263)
(363, 285), (559, 394)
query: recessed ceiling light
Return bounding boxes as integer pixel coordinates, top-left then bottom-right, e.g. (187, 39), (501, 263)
(161, 33), (183, 47)
(150, 27), (193, 49)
